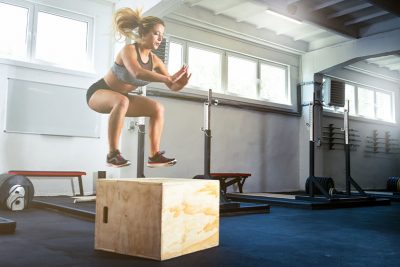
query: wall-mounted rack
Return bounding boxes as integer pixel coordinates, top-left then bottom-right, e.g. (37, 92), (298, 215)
(364, 130), (400, 154)
(322, 124), (360, 150)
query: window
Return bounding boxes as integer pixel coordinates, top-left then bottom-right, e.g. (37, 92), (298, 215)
(188, 46), (222, 92)
(323, 79), (395, 123)
(0, 0), (94, 71)
(35, 11), (90, 69)
(167, 41), (183, 74)
(166, 37), (291, 106)
(0, 2), (29, 59)
(227, 55), (257, 98)
(376, 91), (393, 121)
(260, 63), (288, 104)
(358, 87), (375, 118)
(345, 84), (355, 115)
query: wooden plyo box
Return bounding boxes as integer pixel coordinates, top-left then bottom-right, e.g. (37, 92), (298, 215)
(95, 178), (220, 261)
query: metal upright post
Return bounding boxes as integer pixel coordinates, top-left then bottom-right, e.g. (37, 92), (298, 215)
(308, 100), (315, 197)
(136, 121), (145, 178)
(344, 100), (351, 195)
(136, 86), (146, 178)
(343, 100), (366, 196)
(200, 89), (234, 205)
(306, 93), (331, 199)
(203, 89), (212, 179)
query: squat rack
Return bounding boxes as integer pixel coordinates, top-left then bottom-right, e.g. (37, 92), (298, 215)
(296, 88), (387, 206)
(194, 89), (270, 215)
(228, 80), (390, 209)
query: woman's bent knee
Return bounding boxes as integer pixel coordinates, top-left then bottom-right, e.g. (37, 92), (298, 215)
(153, 102), (164, 117)
(114, 95), (130, 110)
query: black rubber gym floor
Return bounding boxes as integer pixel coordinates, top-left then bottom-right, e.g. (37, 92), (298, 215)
(1, 199), (400, 267)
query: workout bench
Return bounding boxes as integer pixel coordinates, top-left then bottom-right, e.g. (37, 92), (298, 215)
(210, 173), (251, 194)
(8, 171), (87, 196)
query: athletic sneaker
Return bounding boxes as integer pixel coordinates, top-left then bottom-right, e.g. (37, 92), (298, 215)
(107, 150), (131, 168)
(147, 151), (177, 168)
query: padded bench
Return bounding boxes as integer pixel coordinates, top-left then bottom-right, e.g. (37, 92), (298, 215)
(209, 173), (251, 194)
(8, 171), (87, 196)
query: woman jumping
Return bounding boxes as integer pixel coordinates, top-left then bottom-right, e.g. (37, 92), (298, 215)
(86, 7), (191, 168)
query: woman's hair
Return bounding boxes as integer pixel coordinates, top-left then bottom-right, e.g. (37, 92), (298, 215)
(112, 7), (165, 42)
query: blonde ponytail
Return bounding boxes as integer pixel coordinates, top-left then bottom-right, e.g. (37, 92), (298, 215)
(112, 7), (142, 41)
(112, 7), (165, 43)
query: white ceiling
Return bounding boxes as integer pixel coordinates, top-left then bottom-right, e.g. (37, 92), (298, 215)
(188, 0), (351, 50)
(176, 0), (400, 75)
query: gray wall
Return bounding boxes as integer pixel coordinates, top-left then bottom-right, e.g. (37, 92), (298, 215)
(120, 96), (300, 193)
(322, 115), (400, 190)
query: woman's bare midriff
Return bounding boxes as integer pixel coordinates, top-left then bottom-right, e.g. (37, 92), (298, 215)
(103, 70), (139, 94)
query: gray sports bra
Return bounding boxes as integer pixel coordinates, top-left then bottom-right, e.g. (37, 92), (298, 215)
(111, 43), (153, 87)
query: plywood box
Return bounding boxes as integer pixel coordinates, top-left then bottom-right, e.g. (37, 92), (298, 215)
(95, 178), (219, 261)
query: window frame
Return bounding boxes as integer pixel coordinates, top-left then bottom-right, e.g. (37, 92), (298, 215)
(186, 41), (224, 92)
(323, 77), (396, 123)
(32, 5), (94, 67)
(0, 0), (34, 60)
(166, 36), (292, 107)
(0, 0), (94, 72)
(374, 88), (395, 122)
(226, 51), (258, 99)
(166, 38), (185, 75)
(357, 85), (375, 119)
(259, 60), (290, 104)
